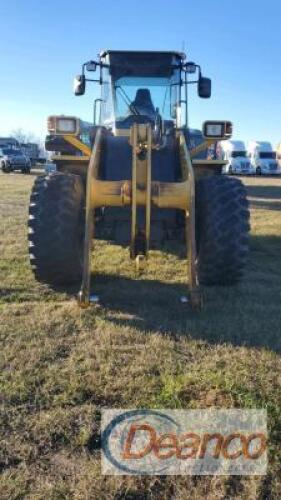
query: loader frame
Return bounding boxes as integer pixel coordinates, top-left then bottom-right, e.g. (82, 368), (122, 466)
(57, 125), (219, 311)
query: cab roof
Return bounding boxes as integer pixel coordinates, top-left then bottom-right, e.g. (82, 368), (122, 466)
(100, 50), (186, 60)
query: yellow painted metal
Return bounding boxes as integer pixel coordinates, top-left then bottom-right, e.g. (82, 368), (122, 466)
(130, 125), (137, 259)
(77, 128), (102, 308)
(129, 123), (152, 261)
(63, 135), (92, 156)
(52, 155), (90, 162)
(192, 159), (227, 166)
(91, 179), (130, 207)
(77, 124), (201, 310)
(178, 131), (202, 310)
(90, 179), (189, 209)
(190, 139), (213, 159)
(145, 128), (152, 255)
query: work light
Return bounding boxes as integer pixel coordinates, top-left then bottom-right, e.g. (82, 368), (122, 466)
(185, 61), (197, 74)
(47, 116), (79, 135)
(203, 121), (232, 140)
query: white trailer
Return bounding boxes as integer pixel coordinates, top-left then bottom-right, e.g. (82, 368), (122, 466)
(216, 140), (252, 175)
(247, 141), (279, 175)
(276, 142), (281, 171)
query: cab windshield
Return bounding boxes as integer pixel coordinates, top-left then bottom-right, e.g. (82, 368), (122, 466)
(259, 152), (276, 159)
(114, 75), (179, 122)
(231, 151), (246, 158)
(100, 52), (183, 128)
(1, 148), (18, 155)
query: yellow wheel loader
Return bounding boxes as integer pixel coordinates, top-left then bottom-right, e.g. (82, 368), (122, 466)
(28, 50), (250, 310)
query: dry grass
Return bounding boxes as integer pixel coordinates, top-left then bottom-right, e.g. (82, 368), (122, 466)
(0, 172), (280, 499)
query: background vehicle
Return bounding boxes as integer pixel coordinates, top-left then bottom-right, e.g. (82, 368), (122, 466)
(0, 148), (31, 173)
(28, 50), (250, 310)
(276, 142), (281, 171)
(216, 140), (252, 175)
(20, 142), (46, 166)
(247, 141), (278, 175)
(0, 137), (19, 150)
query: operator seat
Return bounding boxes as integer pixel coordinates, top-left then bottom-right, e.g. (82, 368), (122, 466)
(131, 88), (156, 118)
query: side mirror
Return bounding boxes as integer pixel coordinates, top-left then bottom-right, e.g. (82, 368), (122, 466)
(198, 76), (211, 98)
(73, 75), (86, 96)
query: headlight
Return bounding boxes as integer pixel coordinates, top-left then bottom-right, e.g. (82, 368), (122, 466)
(56, 118), (77, 134)
(203, 121), (232, 140)
(47, 115), (79, 135)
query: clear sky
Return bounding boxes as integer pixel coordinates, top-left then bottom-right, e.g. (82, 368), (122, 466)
(0, 0), (280, 145)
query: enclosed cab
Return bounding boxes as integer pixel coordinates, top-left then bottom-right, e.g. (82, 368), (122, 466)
(247, 141), (278, 175)
(216, 140), (252, 175)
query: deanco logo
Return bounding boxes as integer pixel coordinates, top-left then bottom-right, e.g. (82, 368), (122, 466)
(101, 409), (267, 475)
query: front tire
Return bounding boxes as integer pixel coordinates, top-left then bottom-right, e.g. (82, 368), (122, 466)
(1, 161), (11, 173)
(196, 176), (250, 285)
(256, 166), (262, 175)
(28, 173), (85, 287)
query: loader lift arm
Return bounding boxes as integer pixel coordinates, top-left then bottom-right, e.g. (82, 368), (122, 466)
(77, 123), (203, 310)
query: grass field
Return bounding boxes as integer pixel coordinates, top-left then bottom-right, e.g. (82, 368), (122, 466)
(0, 172), (280, 499)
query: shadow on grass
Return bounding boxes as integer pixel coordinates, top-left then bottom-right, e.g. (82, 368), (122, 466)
(43, 233), (280, 353)
(87, 270), (280, 354)
(3, 234), (279, 352)
(246, 184), (281, 211)
(246, 184), (281, 199)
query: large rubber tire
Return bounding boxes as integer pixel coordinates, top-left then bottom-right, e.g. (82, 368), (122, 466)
(1, 161), (11, 173)
(28, 173), (85, 286)
(22, 165), (31, 174)
(196, 176), (250, 285)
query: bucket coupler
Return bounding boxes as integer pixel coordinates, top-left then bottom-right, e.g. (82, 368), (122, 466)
(77, 123), (202, 310)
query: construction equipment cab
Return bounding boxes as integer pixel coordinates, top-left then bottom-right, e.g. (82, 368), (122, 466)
(29, 50), (250, 310)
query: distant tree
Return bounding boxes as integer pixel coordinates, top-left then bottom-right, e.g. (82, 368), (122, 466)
(11, 128), (38, 144)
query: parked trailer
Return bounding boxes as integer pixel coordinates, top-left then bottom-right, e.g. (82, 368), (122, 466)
(20, 142), (46, 166)
(216, 140), (252, 175)
(0, 137), (20, 149)
(247, 141), (279, 175)
(276, 142), (281, 170)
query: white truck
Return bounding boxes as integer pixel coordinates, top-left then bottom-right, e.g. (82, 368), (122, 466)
(216, 140), (252, 175)
(247, 141), (279, 175)
(276, 142), (281, 171)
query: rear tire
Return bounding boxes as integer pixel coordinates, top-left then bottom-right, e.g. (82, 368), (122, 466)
(256, 166), (262, 175)
(22, 166), (31, 174)
(28, 173), (85, 286)
(196, 176), (250, 285)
